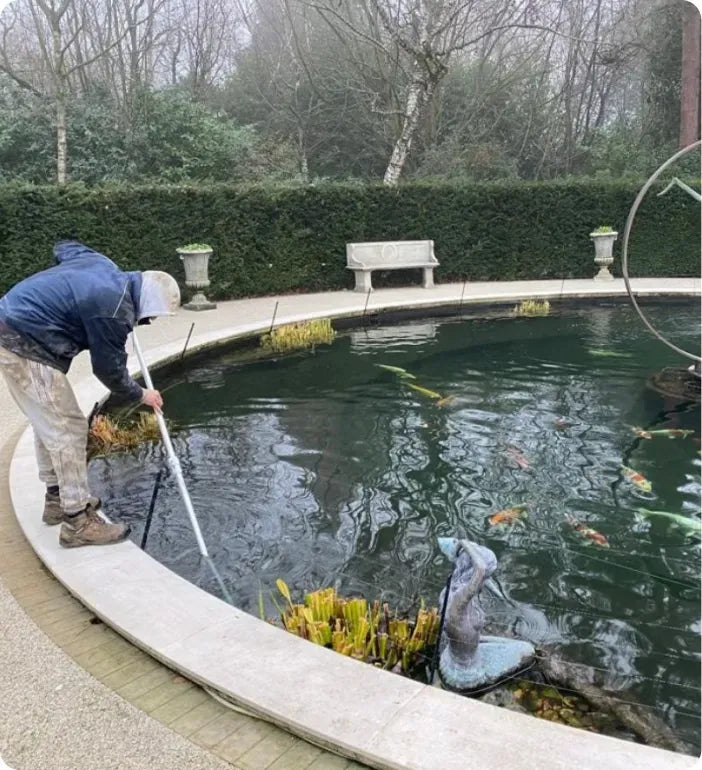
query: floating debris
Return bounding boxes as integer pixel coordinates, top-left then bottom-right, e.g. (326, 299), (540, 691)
(637, 509), (702, 537)
(566, 515), (609, 547)
(621, 465), (652, 493)
(376, 364), (416, 379)
(488, 505), (528, 527)
(88, 413), (161, 458)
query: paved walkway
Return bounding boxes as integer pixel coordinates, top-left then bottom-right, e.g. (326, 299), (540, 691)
(0, 279), (698, 770)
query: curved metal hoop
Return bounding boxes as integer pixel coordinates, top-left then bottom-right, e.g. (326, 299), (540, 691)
(621, 139), (701, 363)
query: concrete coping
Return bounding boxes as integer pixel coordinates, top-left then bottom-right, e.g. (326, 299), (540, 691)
(9, 280), (700, 770)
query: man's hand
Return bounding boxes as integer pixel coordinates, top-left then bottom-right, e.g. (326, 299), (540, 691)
(141, 388), (163, 413)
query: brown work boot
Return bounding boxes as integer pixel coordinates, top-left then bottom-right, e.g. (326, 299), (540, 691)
(42, 490), (63, 526)
(59, 501), (131, 548)
(43, 492), (101, 526)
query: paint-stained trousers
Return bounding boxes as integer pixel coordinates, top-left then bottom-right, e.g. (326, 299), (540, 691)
(0, 346), (91, 514)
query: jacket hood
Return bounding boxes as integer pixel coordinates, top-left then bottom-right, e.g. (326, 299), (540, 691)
(54, 240), (118, 268)
(138, 271), (181, 320)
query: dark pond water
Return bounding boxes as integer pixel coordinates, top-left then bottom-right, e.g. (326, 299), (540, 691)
(90, 299), (701, 748)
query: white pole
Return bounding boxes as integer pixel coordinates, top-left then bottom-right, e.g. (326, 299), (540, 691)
(131, 331), (209, 558)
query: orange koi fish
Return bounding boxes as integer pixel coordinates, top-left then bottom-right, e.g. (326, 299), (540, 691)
(621, 466), (652, 493)
(489, 505), (528, 527)
(506, 446), (530, 470)
(566, 515), (609, 548)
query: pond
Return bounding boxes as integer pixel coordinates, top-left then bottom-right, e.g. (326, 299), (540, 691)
(90, 298), (701, 749)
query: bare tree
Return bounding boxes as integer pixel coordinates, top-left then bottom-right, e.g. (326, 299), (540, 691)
(0, 0), (164, 182)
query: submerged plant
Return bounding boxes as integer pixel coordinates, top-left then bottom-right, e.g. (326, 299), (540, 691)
(275, 581), (440, 675)
(515, 299), (550, 317)
(260, 319), (336, 354)
(87, 413), (161, 458)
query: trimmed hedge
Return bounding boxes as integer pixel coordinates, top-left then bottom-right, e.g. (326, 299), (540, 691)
(0, 180), (698, 298)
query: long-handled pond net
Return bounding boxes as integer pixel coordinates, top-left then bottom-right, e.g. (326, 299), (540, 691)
(132, 331), (233, 605)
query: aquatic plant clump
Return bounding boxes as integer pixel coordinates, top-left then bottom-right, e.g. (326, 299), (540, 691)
(275, 580), (440, 675)
(260, 319), (336, 354)
(515, 299), (550, 317)
(88, 413), (161, 458)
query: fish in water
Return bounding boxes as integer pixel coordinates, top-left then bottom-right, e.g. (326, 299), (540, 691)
(566, 515), (609, 547)
(506, 446), (530, 469)
(588, 349), (632, 359)
(620, 466), (652, 493)
(376, 364), (416, 379)
(488, 505), (528, 527)
(436, 396), (455, 407)
(554, 417), (569, 429)
(637, 508), (702, 536)
(631, 427), (694, 440)
(406, 383), (443, 400)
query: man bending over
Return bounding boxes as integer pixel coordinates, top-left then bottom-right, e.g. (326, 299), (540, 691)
(0, 240), (180, 547)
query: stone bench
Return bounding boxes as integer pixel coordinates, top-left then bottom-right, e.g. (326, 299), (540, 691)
(346, 240), (439, 292)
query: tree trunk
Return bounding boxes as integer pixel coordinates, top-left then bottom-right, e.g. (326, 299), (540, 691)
(50, 19), (68, 185)
(680, 1), (701, 148)
(56, 93), (68, 185)
(298, 127), (309, 182)
(383, 74), (431, 186)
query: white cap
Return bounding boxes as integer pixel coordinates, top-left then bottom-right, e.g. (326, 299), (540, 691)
(138, 271), (181, 320)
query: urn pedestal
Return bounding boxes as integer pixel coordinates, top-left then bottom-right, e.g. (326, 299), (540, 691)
(177, 248), (217, 310)
(589, 231), (618, 281)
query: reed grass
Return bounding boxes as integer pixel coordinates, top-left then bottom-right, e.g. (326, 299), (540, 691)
(515, 299), (550, 317)
(275, 580), (440, 675)
(260, 319), (335, 353)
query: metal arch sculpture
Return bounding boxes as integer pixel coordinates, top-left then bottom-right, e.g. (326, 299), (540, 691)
(620, 139), (701, 364)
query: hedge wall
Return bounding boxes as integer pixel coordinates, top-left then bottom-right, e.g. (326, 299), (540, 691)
(0, 180), (698, 298)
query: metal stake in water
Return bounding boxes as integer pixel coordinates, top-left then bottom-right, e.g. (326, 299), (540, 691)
(132, 331), (233, 604)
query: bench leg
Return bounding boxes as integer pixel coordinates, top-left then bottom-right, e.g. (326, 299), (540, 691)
(422, 268), (435, 289)
(354, 270), (373, 293)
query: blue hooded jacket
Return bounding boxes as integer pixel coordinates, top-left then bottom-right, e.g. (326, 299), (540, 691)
(0, 241), (144, 401)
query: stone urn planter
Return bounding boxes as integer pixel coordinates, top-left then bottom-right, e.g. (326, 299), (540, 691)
(177, 244), (217, 310)
(589, 228), (618, 281)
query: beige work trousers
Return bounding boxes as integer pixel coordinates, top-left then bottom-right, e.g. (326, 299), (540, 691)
(0, 346), (91, 514)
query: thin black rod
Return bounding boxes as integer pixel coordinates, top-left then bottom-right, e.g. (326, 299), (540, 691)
(269, 301), (279, 333)
(180, 322), (195, 361)
(140, 469), (163, 551)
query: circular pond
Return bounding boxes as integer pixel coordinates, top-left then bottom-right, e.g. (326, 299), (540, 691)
(91, 299), (701, 749)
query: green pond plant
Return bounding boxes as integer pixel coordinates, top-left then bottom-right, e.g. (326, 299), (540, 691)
(261, 319), (335, 354)
(275, 580), (440, 675)
(515, 299), (550, 317)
